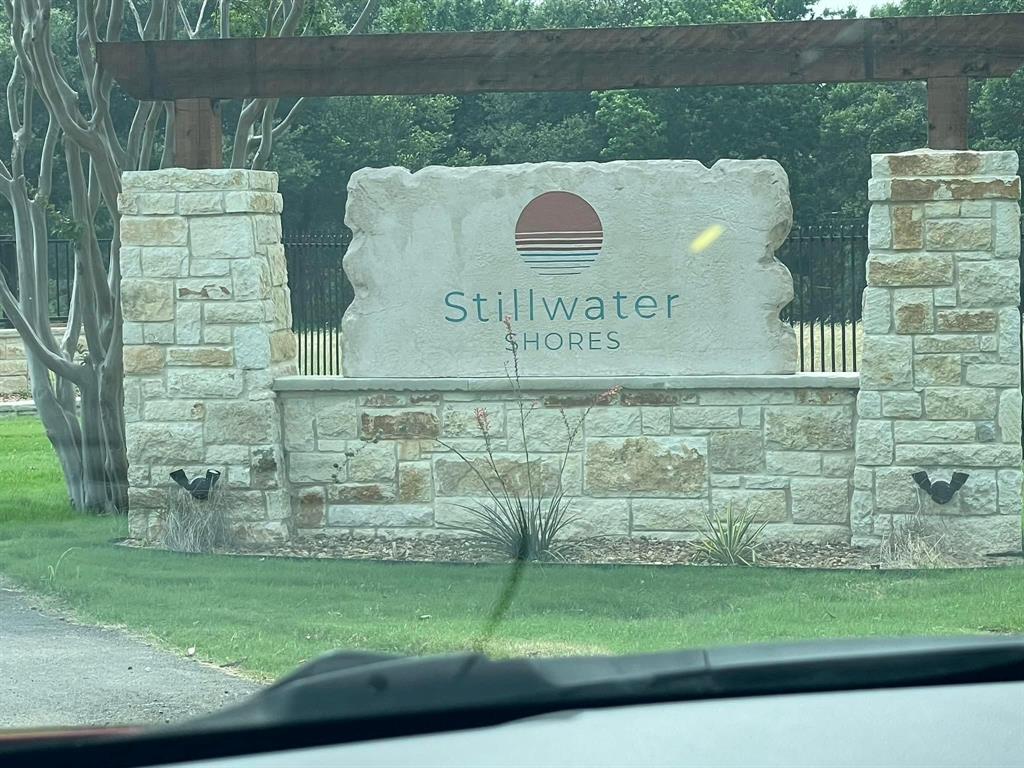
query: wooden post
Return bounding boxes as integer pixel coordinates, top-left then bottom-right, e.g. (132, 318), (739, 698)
(926, 77), (968, 150)
(173, 98), (222, 169)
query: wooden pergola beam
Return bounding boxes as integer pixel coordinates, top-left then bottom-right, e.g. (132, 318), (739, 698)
(97, 14), (1024, 102)
(98, 13), (1024, 166)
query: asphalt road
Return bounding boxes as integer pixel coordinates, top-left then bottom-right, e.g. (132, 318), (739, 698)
(0, 580), (259, 729)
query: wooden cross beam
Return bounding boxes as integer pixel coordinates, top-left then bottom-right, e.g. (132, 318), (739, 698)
(96, 14), (1024, 168)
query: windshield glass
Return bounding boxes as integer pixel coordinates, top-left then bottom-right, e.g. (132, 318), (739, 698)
(1, 0), (1023, 733)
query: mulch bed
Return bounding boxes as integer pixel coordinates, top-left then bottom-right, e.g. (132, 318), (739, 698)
(177, 533), (1023, 570)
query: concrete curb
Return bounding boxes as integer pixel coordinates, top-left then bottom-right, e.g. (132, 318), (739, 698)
(0, 400), (35, 417)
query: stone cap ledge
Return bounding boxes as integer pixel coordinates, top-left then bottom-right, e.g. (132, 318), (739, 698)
(870, 149), (1019, 179)
(273, 373), (860, 394)
(122, 169), (278, 193)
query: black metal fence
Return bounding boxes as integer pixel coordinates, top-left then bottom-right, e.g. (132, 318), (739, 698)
(287, 225), (873, 376)
(776, 223), (868, 373)
(283, 232), (352, 376)
(0, 233), (358, 379)
(0, 237), (80, 326)
(1, 226), (874, 376)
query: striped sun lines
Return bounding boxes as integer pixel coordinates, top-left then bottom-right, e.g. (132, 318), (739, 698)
(514, 191), (603, 277)
(514, 230), (603, 276)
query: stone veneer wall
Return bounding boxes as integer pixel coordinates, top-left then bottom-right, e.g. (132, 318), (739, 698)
(120, 155), (1022, 555)
(0, 327), (32, 395)
(273, 376), (858, 542)
(854, 149), (1022, 552)
(119, 169), (297, 543)
(0, 326), (75, 395)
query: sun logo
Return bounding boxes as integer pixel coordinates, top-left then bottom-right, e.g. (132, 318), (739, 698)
(515, 191), (603, 277)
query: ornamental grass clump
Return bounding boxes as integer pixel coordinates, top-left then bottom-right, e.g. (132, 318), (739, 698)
(437, 316), (620, 562)
(164, 487), (232, 554)
(695, 504), (767, 566)
(879, 513), (953, 569)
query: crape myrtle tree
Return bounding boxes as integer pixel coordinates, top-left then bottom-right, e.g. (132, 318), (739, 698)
(0, 0), (377, 514)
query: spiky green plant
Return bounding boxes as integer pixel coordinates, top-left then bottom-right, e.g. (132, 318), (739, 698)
(445, 492), (578, 562)
(695, 504), (767, 566)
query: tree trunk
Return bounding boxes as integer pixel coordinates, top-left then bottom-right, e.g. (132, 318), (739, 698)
(26, 349), (126, 514)
(27, 349), (86, 508)
(0, 0), (377, 518)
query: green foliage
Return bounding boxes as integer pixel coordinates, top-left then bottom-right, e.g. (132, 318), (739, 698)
(816, 82), (927, 219)
(272, 94), (471, 230)
(876, 0), (1024, 14)
(443, 492), (579, 561)
(462, 94), (600, 164)
(265, 0), (1024, 234)
(436, 342), (590, 560)
(595, 92), (668, 159)
(3, 418), (1024, 680)
(695, 505), (768, 566)
(3, 0), (1022, 244)
(44, 546), (79, 588)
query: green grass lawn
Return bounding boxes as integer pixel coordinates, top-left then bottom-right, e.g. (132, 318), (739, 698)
(1, 415), (1023, 683)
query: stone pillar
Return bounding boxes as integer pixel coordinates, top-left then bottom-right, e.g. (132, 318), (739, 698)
(119, 169), (297, 543)
(855, 149), (1022, 553)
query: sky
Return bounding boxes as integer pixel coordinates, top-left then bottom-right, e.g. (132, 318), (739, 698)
(810, 0), (882, 15)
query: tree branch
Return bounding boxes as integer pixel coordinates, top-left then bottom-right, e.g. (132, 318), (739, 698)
(349, 0), (379, 35)
(126, 0), (145, 36)
(244, 0), (376, 157)
(14, 0), (97, 153)
(265, 0), (281, 37)
(64, 140), (112, 361)
(138, 96), (163, 170)
(105, 0), (124, 42)
(178, 0), (212, 39)
(35, 113), (59, 202)
(251, 97), (277, 170)
(124, 101), (155, 171)
(249, 96), (304, 144)
(0, 264), (82, 382)
(231, 97), (263, 168)
(7, 58), (26, 180)
(159, 101), (175, 168)
(61, 267), (83, 361)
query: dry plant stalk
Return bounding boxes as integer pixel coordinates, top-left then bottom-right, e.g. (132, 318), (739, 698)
(879, 513), (953, 569)
(436, 315), (620, 561)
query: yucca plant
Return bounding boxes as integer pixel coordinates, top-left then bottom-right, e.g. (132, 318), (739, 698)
(447, 492), (578, 562)
(695, 504), (767, 566)
(437, 316), (618, 561)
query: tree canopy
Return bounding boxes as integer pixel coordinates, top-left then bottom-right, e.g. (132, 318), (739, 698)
(233, 0), (1024, 232)
(5, 0), (1024, 236)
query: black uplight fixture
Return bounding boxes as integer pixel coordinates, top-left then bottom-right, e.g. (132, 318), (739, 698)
(911, 471), (968, 505)
(170, 469), (221, 500)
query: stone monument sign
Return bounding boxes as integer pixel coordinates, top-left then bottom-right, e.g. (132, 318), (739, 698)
(342, 160), (797, 377)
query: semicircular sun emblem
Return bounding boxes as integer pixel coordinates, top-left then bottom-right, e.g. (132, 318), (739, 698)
(514, 191), (603, 276)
